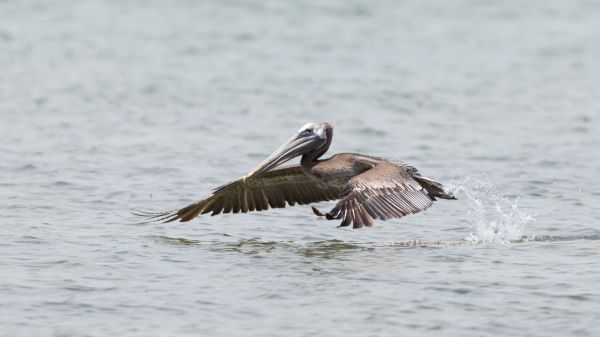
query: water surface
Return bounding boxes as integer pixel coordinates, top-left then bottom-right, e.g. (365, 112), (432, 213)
(1, 0), (600, 336)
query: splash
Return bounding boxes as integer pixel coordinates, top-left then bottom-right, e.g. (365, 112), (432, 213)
(448, 176), (534, 244)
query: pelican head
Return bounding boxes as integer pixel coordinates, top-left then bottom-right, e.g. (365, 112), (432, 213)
(244, 122), (332, 179)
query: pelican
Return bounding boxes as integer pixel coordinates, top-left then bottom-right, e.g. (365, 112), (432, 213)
(138, 122), (456, 228)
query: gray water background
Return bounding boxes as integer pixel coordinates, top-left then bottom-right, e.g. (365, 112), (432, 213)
(1, 0), (600, 336)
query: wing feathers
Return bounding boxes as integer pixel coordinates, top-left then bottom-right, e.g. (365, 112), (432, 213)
(328, 161), (435, 228)
(136, 158), (450, 228)
(139, 164), (342, 223)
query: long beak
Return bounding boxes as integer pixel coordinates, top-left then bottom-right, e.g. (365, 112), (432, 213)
(243, 133), (320, 180)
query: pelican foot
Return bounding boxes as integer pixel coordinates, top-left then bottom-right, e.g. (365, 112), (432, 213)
(311, 206), (337, 220)
(311, 206), (326, 217)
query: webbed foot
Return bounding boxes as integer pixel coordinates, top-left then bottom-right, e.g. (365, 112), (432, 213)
(311, 206), (325, 217)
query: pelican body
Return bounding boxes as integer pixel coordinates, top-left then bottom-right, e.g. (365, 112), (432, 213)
(140, 122), (456, 228)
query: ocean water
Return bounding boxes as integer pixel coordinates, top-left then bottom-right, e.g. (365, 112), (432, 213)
(1, 0), (600, 336)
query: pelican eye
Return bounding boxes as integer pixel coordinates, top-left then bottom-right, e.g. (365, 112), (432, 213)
(299, 129), (314, 136)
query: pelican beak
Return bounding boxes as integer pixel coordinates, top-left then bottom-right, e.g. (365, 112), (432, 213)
(244, 132), (321, 179)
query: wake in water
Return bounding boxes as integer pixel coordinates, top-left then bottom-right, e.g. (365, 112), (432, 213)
(448, 176), (535, 244)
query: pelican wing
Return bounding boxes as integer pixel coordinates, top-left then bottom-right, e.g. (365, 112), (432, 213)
(139, 165), (342, 223)
(327, 161), (434, 228)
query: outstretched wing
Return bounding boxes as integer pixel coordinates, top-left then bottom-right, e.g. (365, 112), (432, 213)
(327, 161), (434, 228)
(137, 165), (342, 223)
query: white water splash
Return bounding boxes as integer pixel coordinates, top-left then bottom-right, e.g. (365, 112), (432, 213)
(448, 176), (535, 244)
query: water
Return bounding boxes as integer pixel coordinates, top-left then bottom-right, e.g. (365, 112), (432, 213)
(1, 0), (600, 336)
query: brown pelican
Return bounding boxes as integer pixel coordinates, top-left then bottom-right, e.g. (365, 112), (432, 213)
(138, 122), (456, 228)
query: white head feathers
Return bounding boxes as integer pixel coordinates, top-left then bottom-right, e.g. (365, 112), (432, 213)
(298, 122), (328, 139)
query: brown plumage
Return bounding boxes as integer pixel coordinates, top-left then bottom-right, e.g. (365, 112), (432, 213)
(140, 165), (341, 223)
(136, 122), (456, 228)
